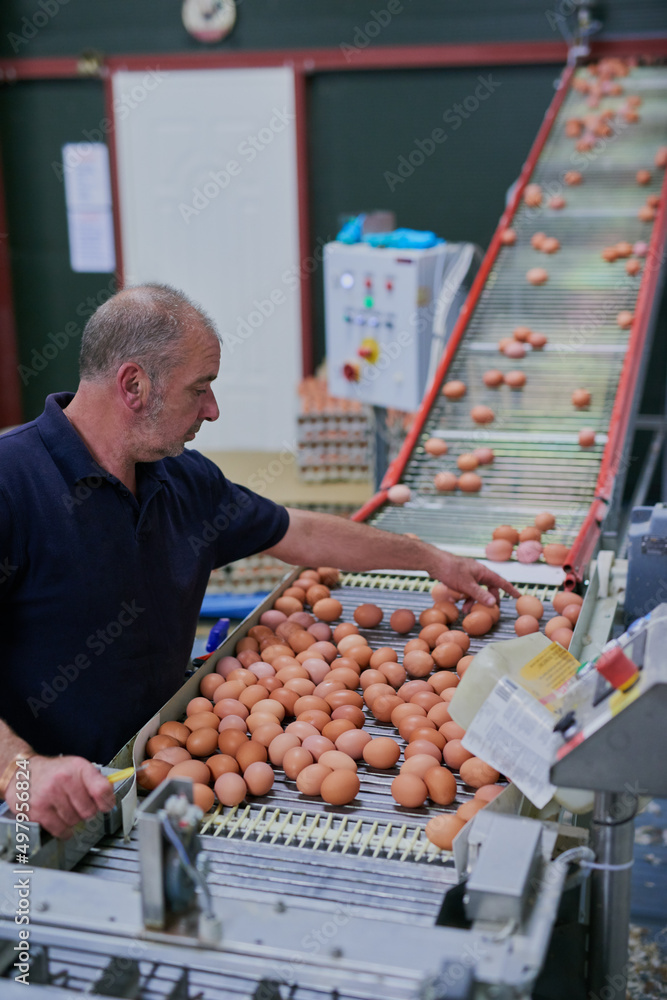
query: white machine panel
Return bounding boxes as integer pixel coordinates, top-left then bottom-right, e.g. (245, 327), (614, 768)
(324, 241), (474, 411)
(112, 67), (301, 451)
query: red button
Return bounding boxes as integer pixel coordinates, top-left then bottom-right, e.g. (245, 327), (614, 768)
(365, 279), (372, 288)
(386, 280), (393, 291)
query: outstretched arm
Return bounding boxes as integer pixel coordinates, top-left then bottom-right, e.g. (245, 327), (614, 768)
(266, 508), (520, 606)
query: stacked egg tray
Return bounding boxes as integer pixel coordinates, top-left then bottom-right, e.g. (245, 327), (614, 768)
(297, 410), (373, 482)
(369, 64), (667, 561)
(76, 573), (565, 925)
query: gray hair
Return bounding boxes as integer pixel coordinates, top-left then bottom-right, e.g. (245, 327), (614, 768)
(79, 283), (221, 386)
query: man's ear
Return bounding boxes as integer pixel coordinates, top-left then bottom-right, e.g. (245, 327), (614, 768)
(117, 362), (150, 412)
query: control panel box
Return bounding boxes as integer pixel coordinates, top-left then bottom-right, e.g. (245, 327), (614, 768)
(323, 241), (475, 411)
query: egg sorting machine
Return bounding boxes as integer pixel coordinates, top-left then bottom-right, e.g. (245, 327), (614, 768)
(1, 57), (667, 1000)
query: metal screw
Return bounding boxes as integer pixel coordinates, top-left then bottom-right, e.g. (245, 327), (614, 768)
(330, 948), (343, 959)
(274, 900), (286, 913)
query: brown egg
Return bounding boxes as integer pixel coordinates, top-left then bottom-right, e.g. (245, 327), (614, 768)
(578, 428), (596, 448)
(571, 388), (592, 409)
(552, 591), (582, 614)
(474, 783), (504, 803)
(516, 595), (544, 619)
(320, 770), (360, 805)
(519, 526), (541, 543)
(423, 766), (457, 806)
(154, 746), (192, 766)
(434, 471), (459, 492)
(470, 405), (495, 425)
(617, 310), (634, 329)
(158, 720), (190, 746)
(296, 763), (333, 795)
(443, 740), (474, 769)
(457, 800), (483, 822)
(206, 754), (240, 779)
(404, 740), (441, 763)
(432, 643), (463, 669)
(428, 703), (453, 728)
(528, 331), (548, 349)
(505, 370), (526, 388)
(361, 737), (400, 769)
(500, 228), (516, 245)
(312, 598), (343, 622)
(460, 758), (500, 788)
(636, 168), (652, 185)
(483, 369), (504, 387)
(446, 631), (470, 652)
(399, 679), (432, 700)
(485, 539), (513, 562)
(431, 671), (460, 693)
(322, 719), (355, 743)
(456, 655), (474, 678)
(390, 609), (416, 634)
(353, 604), (383, 629)
(170, 760), (211, 785)
(404, 650), (435, 678)
(348, 644), (373, 668)
(185, 712), (222, 732)
(146, 734), (180, 757)
(541, 237), (560, 254)
(192, 783), (215, 813)
(282, 746), (313, 779)
(274, 596), (303, 616)
(527, 267), (548, 285)
(462, 611), (493, 636)
(420, 607), (447, 628)
(236, 741), (268, 771)
(337, 633), (367, 655)
(391, 702), (425, 727)
(391, 773), (428, 807)
(543, 544), (569, 566)
(457, 453), (480, 473)
(425, 815), (465, 849)
(387, 484), (411, 504)
(473, 447), (495, 465)
(301, 734), (335, 761)
(515, 615), (540, 636)
(243, 761), (274, 797)
(551, 627), (573, 649)
(419, 624), (449, 648)
(214, 772), (247, 806)
(564, 170), (582, 185)
(424, 437), (449, 456)
(378, 660), (406, 688)
(626, 259), (642, 276)
(458, 473), (483, 493)
(548, 194), (566, 210)
(442, 380), (467, 399)
(186, 727), (219, 758)
(524, 183), (542, 206)
(138, 758), (172, 790)
(318, 750), (357, 772)
(199, 674), (225, 700)
(217, 730), (248, 757)
(409, 728), (446, 750)
(562, 603), (581, 625)
(543, 615), (573, 642)
(503, 340), (527, 359)
(266, 733), (300, 766)
(534, 512), (556, 532)
(335, 729), (372, 759)
(493, 525), (520, 546)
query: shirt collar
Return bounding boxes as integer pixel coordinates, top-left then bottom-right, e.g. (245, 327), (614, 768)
(36, 392), (169, 487)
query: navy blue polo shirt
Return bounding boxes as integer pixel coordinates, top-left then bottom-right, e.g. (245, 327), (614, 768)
(0, 392), (289, 764)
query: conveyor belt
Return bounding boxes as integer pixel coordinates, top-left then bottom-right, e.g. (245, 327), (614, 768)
(76, 576), (563, 926)
(364, 65), (667, 579)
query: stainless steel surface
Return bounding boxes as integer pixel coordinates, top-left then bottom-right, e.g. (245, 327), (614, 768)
(370, 66), (667, 561)
(588, 790), (636, 1000)
(464, 814), (543, 923)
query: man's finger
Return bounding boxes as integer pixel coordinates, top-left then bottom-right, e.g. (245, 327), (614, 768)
(80, 765), (116, 813)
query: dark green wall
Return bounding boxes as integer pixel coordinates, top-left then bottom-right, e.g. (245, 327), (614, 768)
(1, 0), (667, 57)
(0, 0), (666, 422)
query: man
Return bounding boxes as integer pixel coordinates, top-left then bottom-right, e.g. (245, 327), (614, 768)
(0, 284), (517, 839)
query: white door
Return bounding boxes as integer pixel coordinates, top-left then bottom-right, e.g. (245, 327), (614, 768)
(112, 66), (302, 451)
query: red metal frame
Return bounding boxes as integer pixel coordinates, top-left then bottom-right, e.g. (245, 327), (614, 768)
(378, 60), (576, 491)
(102, 70), (124, 291)
(564, 166), (667, 583)
(0, 145), (22, 427)
(293, 68), (314, 375)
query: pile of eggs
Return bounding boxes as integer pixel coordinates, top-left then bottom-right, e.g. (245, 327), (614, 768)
(138, 572), (505, 851)
(484, 513), (570, 568)
(513, 590), (582, 649)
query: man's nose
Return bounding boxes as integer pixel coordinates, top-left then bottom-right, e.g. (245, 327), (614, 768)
(201, 385), (219, 422)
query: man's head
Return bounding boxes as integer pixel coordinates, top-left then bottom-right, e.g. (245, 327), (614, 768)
(79, 284), (221, 459)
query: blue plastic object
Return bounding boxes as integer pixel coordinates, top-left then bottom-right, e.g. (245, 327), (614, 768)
(363, 229), (444, 249)
(336, 214), (366, 244)
(205, 617), (230, 653)
(199, 592), (270, 620)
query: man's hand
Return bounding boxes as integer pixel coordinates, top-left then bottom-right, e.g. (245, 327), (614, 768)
(4, 755), (116, 840)
(433, 552), (521, 607)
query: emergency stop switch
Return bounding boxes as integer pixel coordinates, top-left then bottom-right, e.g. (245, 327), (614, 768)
(596, 645), (639, 691)
(342, 361), (361, 382)
(356, 338), (380, 364)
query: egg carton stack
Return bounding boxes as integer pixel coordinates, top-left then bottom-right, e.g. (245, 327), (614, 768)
(297, 375), (372, 482)
(208, 556), (289, 596)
